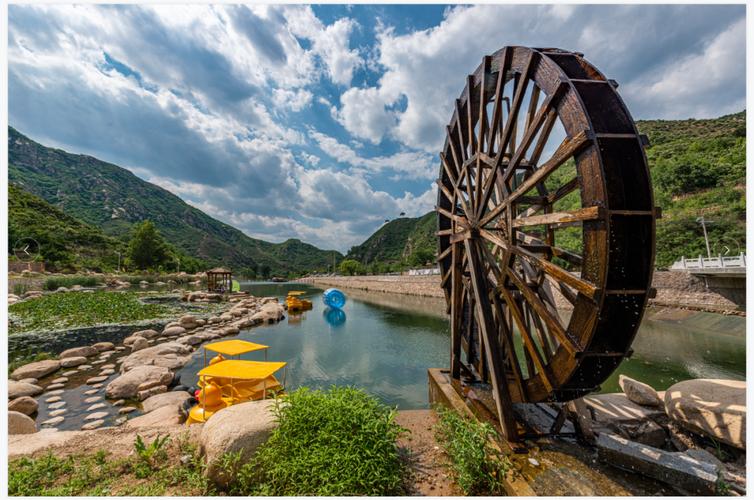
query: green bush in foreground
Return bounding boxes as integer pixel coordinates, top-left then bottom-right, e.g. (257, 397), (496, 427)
(434, 406), (509, 495)
(228, 386), (406, 496)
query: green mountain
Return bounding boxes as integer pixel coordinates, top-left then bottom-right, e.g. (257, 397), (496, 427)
(9, 183), (124, 271)
(8, 127), (342, 276)
(346, 211), (436, 267)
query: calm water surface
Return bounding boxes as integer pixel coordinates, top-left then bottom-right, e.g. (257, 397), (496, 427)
(178, 282), (745, 408)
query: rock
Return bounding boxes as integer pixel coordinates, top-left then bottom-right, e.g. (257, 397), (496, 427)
(60, 346), (97, 359)
(18, 377), (39, 385)
(119, 342), (192, 373)
(619, 375), (663, 407)
(46, 383), (65, 390)
(41, 416), (65, 426)
(251, 302), (285, 324)
(9, 396), (38, 415)
(101, 364), (116, 369)
(179, 315), (200, 329)
(86, 411), (109, 421)
(142, 391), (192, 413)
(625, 420), (667, 448)
(49, 409), (67, 417)
(84, 396), (102, 404)
(115, 417), (128, 426)
(200, 400), (277, 487)
(685, 448), (724, 472)
(77, 364), (92, 371)
(81, 420), (105, 430)
(584, 393), (665, 424)
(665, 379), (745, 450)
(8, 429), (82, 458)
(222, 326), (240, 336)
(92, 342), (115, 352)
(113, 399), (125, 406)
(162, 326), (187, 337)
(87, 403), (107, 411)
(99, 368), (116, 376)
(86, 376), (109, 384)
(45, 396), (62, 403)
(56, 286), (69, 292)
(119, 406), (137, 414)
(138, 385), (168, 401)
(51, 377), (69, 384)
(60, 356), (88, 368)
(123, 335), (140, 346)
(134, 329), (160, 339)
(126, 404), (182, 428)
(9, 381), (43, 398)
(92, 360), (106, 365)
(9, 411), (37, 434)
(45, 389), (64, 395)
(131, 337), (149, 352)
(91, 383), (104, 389)
(11, 359), (61, 380)
(115, 346), (127, 351)
(48, 401), (66, 409)
(84, 389), (99, 396)
(106, 365), (173, 399)
(179, 335), (203, 346)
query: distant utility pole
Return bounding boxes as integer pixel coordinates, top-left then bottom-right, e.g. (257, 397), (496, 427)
(696, 216), (712, 259)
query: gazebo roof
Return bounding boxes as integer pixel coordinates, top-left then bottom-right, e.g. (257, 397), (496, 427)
(207, 267), (232, 274)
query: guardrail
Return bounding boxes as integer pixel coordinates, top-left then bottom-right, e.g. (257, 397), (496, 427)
(670, 253), (746, 271)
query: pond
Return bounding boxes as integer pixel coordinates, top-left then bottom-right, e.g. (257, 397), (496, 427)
(177, 282), (745, 409)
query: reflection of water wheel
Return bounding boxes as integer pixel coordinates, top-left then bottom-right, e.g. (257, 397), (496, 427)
(436, 46), (656, 439)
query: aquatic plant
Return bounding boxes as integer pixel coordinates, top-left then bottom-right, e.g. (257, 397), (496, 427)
(44, 276), (103, 291)
(434, 405), (509, 495)
(8, 291), (175, 334)
(227, 386), (406, 495)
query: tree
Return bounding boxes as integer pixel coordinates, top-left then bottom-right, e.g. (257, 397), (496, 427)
(259, 264), (271, 278)
(127, 220), (170, 270)
(339, 259), (365, 276)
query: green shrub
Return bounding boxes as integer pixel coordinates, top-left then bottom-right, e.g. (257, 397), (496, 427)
(434, 406), (509, 495)
(43, 276), (102, 291)
(228, 386), (406, 495)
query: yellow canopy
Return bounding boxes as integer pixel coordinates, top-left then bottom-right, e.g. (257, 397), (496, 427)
(204, 339), (269, 356)
(198, 360), (286, 380)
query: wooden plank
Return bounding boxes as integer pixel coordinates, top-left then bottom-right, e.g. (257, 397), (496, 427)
(511, 206), (602, 228)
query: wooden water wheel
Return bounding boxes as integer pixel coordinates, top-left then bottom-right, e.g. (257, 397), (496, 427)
(436, 46), (656, 440)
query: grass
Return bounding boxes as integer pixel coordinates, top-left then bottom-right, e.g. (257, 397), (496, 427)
(225, 386), (407, 496)
(434, 406), (509, 495)
(8, 291), (176, 335)
(8, 434), (214, 496)
(44, 276), (103, 291)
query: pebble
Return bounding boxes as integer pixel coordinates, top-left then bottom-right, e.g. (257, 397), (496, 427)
(92, 360), (106, 365)
(51, 377), (69, 384)
(528, 458), (540, 467)
(62, 370), (78, 377)
(112, 399), (125, 406)
(99, 369), (115, 376)
(49, 409), (67, 417)
(86, 376), (108, 384)
(78, 365), (92, 370)
(87, 403), (107, 412)
(86, 411), (109, 421)
(115, 346), (126, 351)
(84, 389), (100, 395)
(91, 383), (103, 388)
(48, 401), (66, 409)
(115, 416), (128, 426)
(81, 419), (105, 430)
(45, 396), (62, 403)
(46, 383), (65, 390)
(41, 416), (65, 426)
(45, 389), (65, 396)
(84, 396), (102, 403)
(118, 407), (137, 414)
(101, 364), (116, 369)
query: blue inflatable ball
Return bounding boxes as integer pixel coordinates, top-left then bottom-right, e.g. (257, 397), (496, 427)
(322, 288), (346, 309)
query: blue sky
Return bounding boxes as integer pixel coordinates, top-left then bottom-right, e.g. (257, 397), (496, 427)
(8, 4), (746, 252)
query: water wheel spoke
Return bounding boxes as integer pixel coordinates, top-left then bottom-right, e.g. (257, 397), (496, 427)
(490, 292), (527, 400)
(517, 232), (583, 267)
(487, 47), (511, 155)
(450, 243), (465, 378)
(454, 100), (469, 163)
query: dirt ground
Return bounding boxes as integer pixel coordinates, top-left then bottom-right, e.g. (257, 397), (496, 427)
(396, 409), (460, 496)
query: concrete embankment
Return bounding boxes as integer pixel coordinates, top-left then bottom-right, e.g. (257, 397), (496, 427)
(300, 270), (744, 315)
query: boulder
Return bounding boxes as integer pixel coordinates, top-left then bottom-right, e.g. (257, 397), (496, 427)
(60, 346), (97, 359)
(163, 326), (186, 337)
(60, 356), (88, 368)
(141, 391), (192, 413)
(11, 359), (61, 380)
(130, 337), (149, 352)
(664, 379), (746, 450)
(619, 375), (663, 407)
(126, 403), (183, 429)
(222, 326), (240, 336)
(119, 342), (193, 373)
(261, 297), (278, 304)
(9, 396), (39, 416)
(92, 342), (115, 352)
(9, 411), (37, 435)
(133, 329), (160, 339)
(18, 378), (38, 385)
(179, 315), (200, 329)
(251, 302), (285, 324)
(106, 365), (174, 399)
(584, 393), (665, 424)
(200, 400), (277, 487)
(137, 385), (168, 401)
(8, 381), (43, 398)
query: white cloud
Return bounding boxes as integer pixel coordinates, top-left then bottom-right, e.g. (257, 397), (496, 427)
(334, 86), (396, 144)
(272, 87), (313, 111)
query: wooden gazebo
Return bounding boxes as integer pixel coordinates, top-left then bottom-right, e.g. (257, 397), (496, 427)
(207, 267), (232, 293)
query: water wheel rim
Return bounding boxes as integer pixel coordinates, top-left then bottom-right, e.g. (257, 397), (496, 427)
(437, 46), (655, 405)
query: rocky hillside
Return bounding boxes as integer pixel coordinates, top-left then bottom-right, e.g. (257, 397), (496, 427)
(346, 212), (436, 267)
(8, 127), (342, 276)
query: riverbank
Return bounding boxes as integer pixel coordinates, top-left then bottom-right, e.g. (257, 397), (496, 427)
(299, 270), (744, 316)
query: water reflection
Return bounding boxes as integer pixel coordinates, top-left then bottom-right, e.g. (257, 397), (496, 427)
(323, 307), (347, 327)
